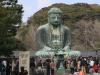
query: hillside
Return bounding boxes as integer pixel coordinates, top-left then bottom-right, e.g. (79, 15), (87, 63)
(16, 3), (100, 51)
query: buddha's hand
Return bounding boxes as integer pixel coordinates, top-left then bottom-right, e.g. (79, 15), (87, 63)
(44, 46), (51, 51)
(63, 46), (70, 50)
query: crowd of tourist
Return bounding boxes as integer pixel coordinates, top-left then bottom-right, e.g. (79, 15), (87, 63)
(0, 56), (100, 75)
(31, 56), (100, 75)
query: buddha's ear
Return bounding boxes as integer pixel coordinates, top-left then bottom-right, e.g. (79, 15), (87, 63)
(48, 17), (50, 24)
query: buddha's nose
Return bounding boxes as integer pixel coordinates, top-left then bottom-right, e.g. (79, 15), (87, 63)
(54, 17), (58, 22)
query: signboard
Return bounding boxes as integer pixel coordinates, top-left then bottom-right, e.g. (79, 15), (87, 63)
(19, 51), (30, 75)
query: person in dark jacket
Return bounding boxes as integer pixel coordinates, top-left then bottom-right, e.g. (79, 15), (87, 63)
(19, 66), (28, 75)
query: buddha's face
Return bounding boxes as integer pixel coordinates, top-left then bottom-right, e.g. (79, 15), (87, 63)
(48, 13), (62, 27)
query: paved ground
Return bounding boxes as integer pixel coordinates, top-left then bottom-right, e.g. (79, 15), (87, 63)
(55, 68), (100, 75)
(34, 68), (100, 75)
(56, 72), (100, 75)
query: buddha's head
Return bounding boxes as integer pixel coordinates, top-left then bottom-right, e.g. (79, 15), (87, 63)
(48, 7), (63, 27)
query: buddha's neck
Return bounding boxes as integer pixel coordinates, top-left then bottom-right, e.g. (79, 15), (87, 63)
(51, 25), (60, 30)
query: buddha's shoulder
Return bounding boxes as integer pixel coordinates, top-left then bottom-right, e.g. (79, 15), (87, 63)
(37, 23), (49, 31)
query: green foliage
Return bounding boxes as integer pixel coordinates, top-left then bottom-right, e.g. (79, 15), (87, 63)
(0, 0), (23, 56)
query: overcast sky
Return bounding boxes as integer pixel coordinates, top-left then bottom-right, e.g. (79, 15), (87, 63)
(18, 0), (100, 22)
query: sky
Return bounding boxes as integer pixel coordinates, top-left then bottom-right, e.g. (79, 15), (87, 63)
(18, 0), (100, 22)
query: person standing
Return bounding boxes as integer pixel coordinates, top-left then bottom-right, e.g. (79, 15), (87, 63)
(1, 60), (7, 75)
(79, 69), (85, 75)
(46, 59), (51, 75)
(50, 60), (56, 75)
(6, 61), (11, 75)
(19, 66), (28, 75)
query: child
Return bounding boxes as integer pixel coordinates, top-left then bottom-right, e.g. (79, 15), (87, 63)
(89, 66), (94, 75)
(79, 69), (85, 75)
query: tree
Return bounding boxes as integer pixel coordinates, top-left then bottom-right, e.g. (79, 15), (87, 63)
(0, 0), (23, 56)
